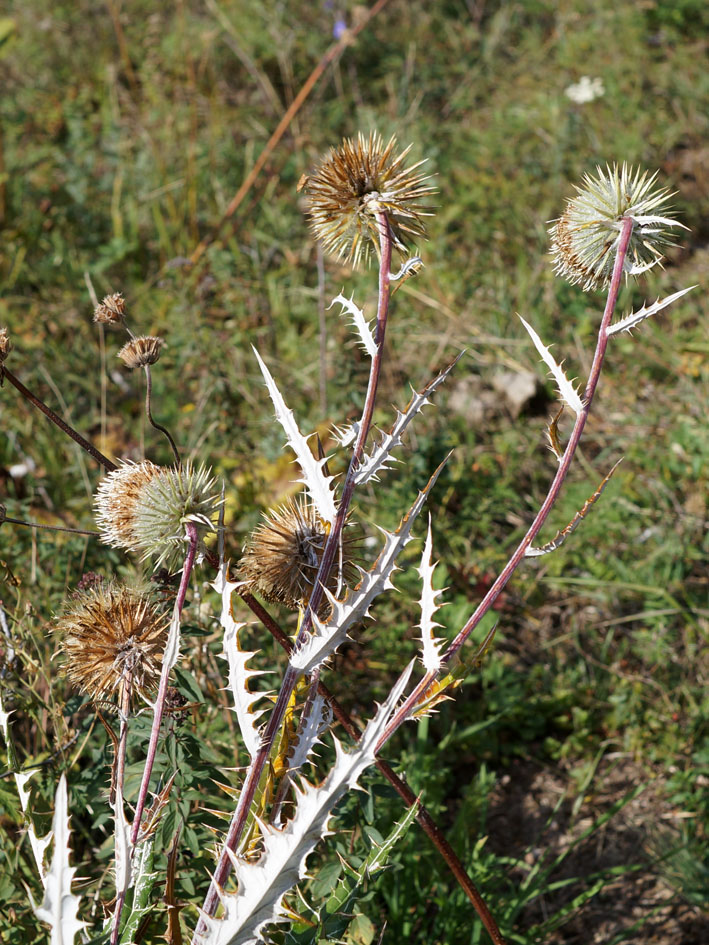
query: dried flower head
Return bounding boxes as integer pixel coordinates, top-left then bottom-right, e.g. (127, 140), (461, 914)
(304, 131), (435, 268)
(118, 336), (164, 369)
(94, 460), (221, 569)
(550, 163), (685, 291)
(57, 584), (168, 702)
(94, 292), (126, 325)
(240, 496), (359, 614)
(0, 327), (11, 364)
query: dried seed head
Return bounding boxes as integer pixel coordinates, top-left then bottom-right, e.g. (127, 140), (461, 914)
(118, 336), (164, 369)
(550, 163), (684, 291)
(56, 583), (168, 702)
(240, 496), (359, 615)
(0, 327), (11, 364)
(94, 460), (221, 569)
(94, 292), (126, 326)
(304, 131), (435, 268)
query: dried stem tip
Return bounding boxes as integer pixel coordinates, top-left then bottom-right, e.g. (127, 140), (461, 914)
(240, 496), (358, 615)
(57, 583), (168, 702)
(118, 336), (164, 369)
(304, 131), (435, 268)
(550, 163), (685, 291)
(94, 292), (126, 325)
(0, 327), (11, 364)
(94, 460), (221, 569)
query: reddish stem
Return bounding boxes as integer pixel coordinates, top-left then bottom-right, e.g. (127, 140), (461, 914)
(194, 211), (394, 936)
(376, 216), (635, 751)
(2, 366), (116, 472)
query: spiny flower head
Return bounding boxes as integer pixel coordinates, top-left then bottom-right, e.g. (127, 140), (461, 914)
(94, 460), (221, 569)
(304, 131), (435, 268)
(93, 292), (126, 326)
(240, 496), (358, 615)
(57, 583), (168, 702)
(550, 163), (685, 291)
(118, 336), (164, 369)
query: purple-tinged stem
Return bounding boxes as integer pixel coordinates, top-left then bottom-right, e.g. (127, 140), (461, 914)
(1, 367), (117, 472)
(194, 211), (394, 936)
(130, 522), (199, 846)
(376, 216), (635, 751)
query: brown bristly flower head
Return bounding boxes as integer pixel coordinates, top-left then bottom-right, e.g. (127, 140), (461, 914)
(93, 292), (126, 326)
(549, 163), (685, 291)
(304, 131), (435, 268)
(118, 336), (164, 369)
(94, 460), (221, 569)
(240, 495), (359, 615)
(56, 583), (168, 702)
(0, 327), (11, 364)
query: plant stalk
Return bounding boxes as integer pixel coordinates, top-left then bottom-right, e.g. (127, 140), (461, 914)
(376, 216), (635, 751)
(2, 367), (117, 472)
(194, 211), (394, 935)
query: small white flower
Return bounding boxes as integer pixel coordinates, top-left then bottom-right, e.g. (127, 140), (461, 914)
(565, 76), (605, 105)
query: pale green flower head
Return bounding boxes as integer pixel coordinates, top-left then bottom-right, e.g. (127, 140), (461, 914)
(95, 460), (221, 569)
(549, 163), (686, 291)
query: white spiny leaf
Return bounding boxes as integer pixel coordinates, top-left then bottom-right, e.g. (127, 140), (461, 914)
(214, 562), (268, 761)
(519, 316), (584, 415)
(287, 693), (332, 773)
(31, 775), (85, 944)
(291, 459), (449, 675)
(417, 517), (445, 673)
(331, 422), (358, 448)
(329, 293), (377, 359)
(253, 347), (337, 524)
(14, 768), (35, 812)
(28, 824), (53, 882)
(355, 354), (463, 484)
(112, 781), (133, 897)
(631, 215), (689, 229)
(607, 286), (697, 336)
(195, 662), (415, 945)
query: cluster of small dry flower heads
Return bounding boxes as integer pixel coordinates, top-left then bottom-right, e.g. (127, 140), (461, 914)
(51, 136), (678, 702)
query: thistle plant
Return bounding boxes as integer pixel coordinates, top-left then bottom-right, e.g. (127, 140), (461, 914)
(0, 135), (696, 945)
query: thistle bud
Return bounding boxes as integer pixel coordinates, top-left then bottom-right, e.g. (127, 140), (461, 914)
(56, 584), (168, 702)
(0, 327), (11, 364)
(550, 163), (684, 291)
(304, 132), (435, 269)
(94, 460), (221, 569)
(118, 336), (164, 369)
(94, 292), (126, 325)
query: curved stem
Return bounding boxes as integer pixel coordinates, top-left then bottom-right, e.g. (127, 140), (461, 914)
(376, 216), (635, 752)
(110, 674), (133, 945)
(2, 367), (116, 472)
(0, 513), (99, 537)
(144, 366), (181, 466)
(194, 212), (394, 937)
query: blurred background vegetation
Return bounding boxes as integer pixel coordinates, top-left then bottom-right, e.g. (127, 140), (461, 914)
(0, 1), (707, 942)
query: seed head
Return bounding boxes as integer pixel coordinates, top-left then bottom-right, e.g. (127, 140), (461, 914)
(240, 496), (359, 615)
(0, 327), (11, 364)
(57, 584), (168, 702)
(550, 163), (684, 291)
(94, 460), (221, 569)
(118, 336), (164, 369)
(304, 131), (435, 268)
(94, 292), (126, 326)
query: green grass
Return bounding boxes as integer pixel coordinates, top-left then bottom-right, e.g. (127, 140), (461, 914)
(1, 1), (707, 942)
